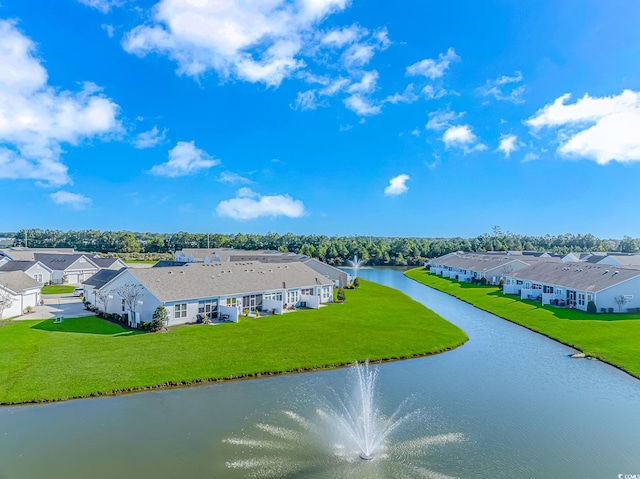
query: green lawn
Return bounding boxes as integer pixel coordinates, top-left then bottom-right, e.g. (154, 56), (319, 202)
(405, 268), (640, 378)
(0, 280), (467, 404)
(41, 285), (76, 294)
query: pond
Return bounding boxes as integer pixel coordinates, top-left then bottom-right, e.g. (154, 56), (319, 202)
(1, 267), (639, 478)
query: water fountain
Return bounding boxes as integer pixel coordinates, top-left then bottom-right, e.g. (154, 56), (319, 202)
(224, 361), (466, 478)
(346, 255), (367, 278)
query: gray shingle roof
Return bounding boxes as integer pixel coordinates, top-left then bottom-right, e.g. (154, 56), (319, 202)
(91, 257), (123, 268)
(0, 260), (38, 272)
(432, 252), (525, 272)
(84, 268), (126, 288)
(122, 261), (333, 302)
(508, 261), (640, 292)
(178, 248), (310, 263)
(34, 253), (98, 270)
(0, 271), (41, 293)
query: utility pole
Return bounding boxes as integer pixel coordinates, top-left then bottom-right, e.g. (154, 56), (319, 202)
(207, 233), (210, 249)
(25, 229), (28, 248)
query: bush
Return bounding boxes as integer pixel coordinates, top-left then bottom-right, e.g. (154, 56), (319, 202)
(149, 305), (167, 332)
(336, 288), (346, 302)
(608, 307), (614, 313)
(586, 301), (597, 314)
(353, 277), (360, 289)
(600, 308), (606, 313)
(479, 277), (487, 285)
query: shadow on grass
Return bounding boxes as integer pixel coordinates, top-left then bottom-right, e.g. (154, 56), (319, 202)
(31, 316), (141, 336)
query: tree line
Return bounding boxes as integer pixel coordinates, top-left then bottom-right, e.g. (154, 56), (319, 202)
(5, 227), (635, 267)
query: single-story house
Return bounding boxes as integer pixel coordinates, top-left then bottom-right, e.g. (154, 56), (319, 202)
(33, 253), (100, 284)
(0, 260), (53, 284)
(0, 247), (78, 261)
(174, 248), (309, 264)
(174, 248), (348, 287)
(91, 257), (128, 270)
(88, 261), (334, 327)
(0, 271), (42, 319)
(83, 268), (127, 306)
(429, 252), (534, 285)
(504, 261), (640, 312)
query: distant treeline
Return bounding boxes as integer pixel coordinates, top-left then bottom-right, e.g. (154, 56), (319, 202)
(6, 228), (640, 266)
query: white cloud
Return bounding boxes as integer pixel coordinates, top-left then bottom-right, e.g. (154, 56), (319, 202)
(77, 0), (123, 13)
(150, 141), (219, 177)
(216, 188), (305, 220)
(406, 48), (460, 79)
(101, 24), (115, 38)
(442, 125), (486, 153)
(426, 110), (464, 130)
(411, 128), (420, 137)
(123, 0), (349, 87)
(134, 126), (167, 149)
(0, 20), (122, 186)
(384, 174), (409, 196)
(497, 134), (520, 158)
(50, 191), (91, 209)
(421, 84), (448, 100)
(218, 171), (252, 184)
(346, 70), (378, 94)
(527, 90), (640, 164)
(384, 84), (418, 104)
(292, 89), (328, 111)
(321, 24), (367, 48)
(344, 94), (381, 116)
(522, 152), (539, 163)
(479, 71), (524, 103)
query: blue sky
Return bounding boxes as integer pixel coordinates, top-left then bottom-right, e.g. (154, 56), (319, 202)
(2, 0), (640, 238)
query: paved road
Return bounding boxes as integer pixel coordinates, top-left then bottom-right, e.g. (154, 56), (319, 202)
(18, 294), (95, 321)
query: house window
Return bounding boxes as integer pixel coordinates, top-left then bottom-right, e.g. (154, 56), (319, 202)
(556, 289), (563, 296)
(33, 274), (43, 283)
(174, 303), (187, 319)
(321, 286), (331, 301)
(198, 299), (217, 314)
(225, 297), (237, 307)
(516, 280), (523, 285)
(301, 288), (313, 295)
(287, 290), (299, 305)
(578, 294), (585, 306)
(264, 292), (282, 302)
(122, 299), (125, 312)
(524, 282), (531, 289)
(587, 294), (592, 302)
(543, 285), (554, 294)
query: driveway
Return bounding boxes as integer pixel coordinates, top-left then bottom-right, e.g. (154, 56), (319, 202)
(18, 294), (95, 321)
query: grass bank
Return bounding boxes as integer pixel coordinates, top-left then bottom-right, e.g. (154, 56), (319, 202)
(41, 285), (75, 295)
(0, 280), (467, 404)
(405, 268), (640, 378)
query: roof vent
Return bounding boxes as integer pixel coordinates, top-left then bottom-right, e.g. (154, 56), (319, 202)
(613, 271), (619, 275)
(604, 270), (609, 274)
(168, 271), (173, 274)
(180, 271), (185, 274)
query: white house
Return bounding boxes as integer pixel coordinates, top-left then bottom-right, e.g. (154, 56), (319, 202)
(88, 261), (334, 327)
(34, 253), (100, 284)
(0, 260), (53, 284)
(504, 261), (640, 312)
(429, 252), (535, 285)
(0, 271), (42, 319)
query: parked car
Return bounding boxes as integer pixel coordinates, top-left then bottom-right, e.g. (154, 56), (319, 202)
(73, 287), (84, 297)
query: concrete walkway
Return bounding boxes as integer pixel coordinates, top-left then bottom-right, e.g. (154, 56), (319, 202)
(17, 294), (96, 321)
